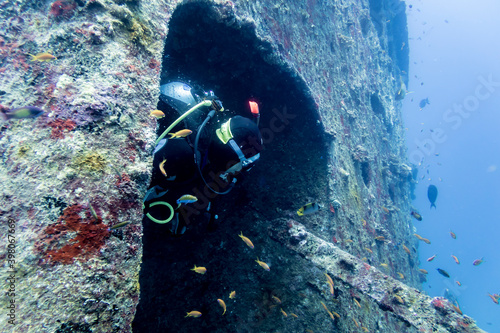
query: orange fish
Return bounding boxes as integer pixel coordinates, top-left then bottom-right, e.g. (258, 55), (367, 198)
(427, 254), (437, 262)
(327, 310), (335, 320)
(185, 311), (202, 318)
(191, 265), (206, 274)
(473, 257), (484, 266)
(280, 308), (287, 317)
(455, 281), (461, 286)
(271, 296), (281, 304)
(353, 298), (361, 308)
(375, 236), (385, 241)
(414, 233), (431, 244)
(28, 52), (56, 62)
(451, 255), (460, 265)
(402, 245), (411, 254)
(452, 303), (462, 315)
(169, 129), (192, 139)
(239, 232), (254, 249)
(325, 273), (334, 286)
(419, 269), (428, 274)
(229, 291), (236, 299)
(328, 282), (334, 296)
(290, 313), (299, 318)
(394, 295), (404, 304)
(255, 257), (270, 271)
(159, 159), (167, 177)
(217, 299), (226, 315)
(382, 207), (390, 213)
(150, 110), (165, 118)
(488, 293), (499, 304)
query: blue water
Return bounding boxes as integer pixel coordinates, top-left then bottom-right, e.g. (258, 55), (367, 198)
(403, 0), (500, 329)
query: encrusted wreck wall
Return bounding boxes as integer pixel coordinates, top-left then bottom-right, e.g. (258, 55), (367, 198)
(0, 0), (484, 332)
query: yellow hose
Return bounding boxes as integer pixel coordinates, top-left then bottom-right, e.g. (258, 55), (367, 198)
(156, 100), (212, 145)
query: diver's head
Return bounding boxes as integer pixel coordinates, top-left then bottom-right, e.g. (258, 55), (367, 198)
(208, 116), (262, 181)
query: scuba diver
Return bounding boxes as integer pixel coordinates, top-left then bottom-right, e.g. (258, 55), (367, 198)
(142, 82), (263, 235)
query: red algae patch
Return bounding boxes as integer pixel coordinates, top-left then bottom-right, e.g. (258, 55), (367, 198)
(35, 204), (110, 264)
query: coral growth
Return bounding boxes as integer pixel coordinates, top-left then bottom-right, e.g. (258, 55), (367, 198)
(49, 0), (77, 19)
(46, 118), (77, 139)
(35, 204), (110, 264)
(73, 151), (108, 174)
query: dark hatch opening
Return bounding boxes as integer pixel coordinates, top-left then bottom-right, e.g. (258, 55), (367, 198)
(134, 2), (327, 331)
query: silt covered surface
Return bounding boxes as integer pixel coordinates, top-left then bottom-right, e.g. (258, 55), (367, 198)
(0, 0), (486, 332)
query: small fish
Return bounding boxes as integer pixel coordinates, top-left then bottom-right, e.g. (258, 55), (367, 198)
(159, 159), (167, 177)
(419, 269), (428, 274)
(345, 239), (354, 243)
(353, 298), (361, 308)
(191, 265), (206, 275)
(1, 106), (44, 121)
(255, 257), (270, 271)
(290, 313), (299, 318)
(109, 221), (131, 230)
(150, 110), (165, 118)
(410, 211), (422, 221)
(325, 273), (334, 286)
(185, 311), (202, 318)
(452, 303), (462, 315)
(382, 206), (390, 214)
(365, 247), (373, 254)
(473, 257), (484, 266)
(169, 129), (192, 139)
(437, 268), (450, 278)
(419, 98), (430, 109)
(427, 185), (438, 209)
(450, 230), (457, 239)
(271, 296), (281, 304)
(297, 203), (320, 216)
(238, 232), (254, 249)
(89, 204), (99, 220)
(455, 280), (461, 286)
(380, 263), (389, 269)
(427, 254), (437, 262)
(395, 81), (406, 100)
(28, 52), (56, 62)
(331, 311), (341, 318)
(280, 308), (287, 317)
(229, 291), (236, 299)
(394, 295), (404, 304)
(402, 245), (411, 254)
(397, 272), (404, 279)
(217, 299), (226, 315)
(451, 255), (460, 265)
(328, 282), (334, 296)
(362, 327), (369, 332)
(375, 236), (385, 241)
(487, 293), (499, 304)
(327, 310), (335, 320)
(414, 233), (431, 244)
(353, 317), (359, 327)
(320, 301), (329, 312)
(176, 194), (197, 208)
(325, 274), (334, 295)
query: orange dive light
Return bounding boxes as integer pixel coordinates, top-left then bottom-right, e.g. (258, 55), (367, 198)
(249, 101), (259, 117)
